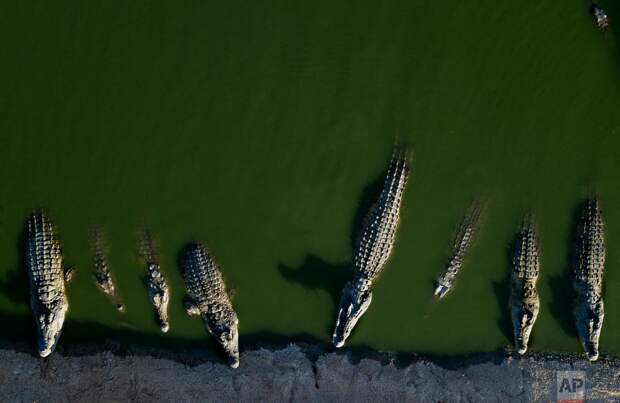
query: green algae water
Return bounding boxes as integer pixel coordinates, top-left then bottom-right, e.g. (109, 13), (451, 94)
(1, 0), (620, 357)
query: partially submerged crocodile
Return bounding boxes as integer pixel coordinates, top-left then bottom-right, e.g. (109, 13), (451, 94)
(26, 212), (74, 357)
(591, 3), (609, 31)
(510, 218), (540, 355)
(332, 150), (410, 348)
(434, 204), (482, 299)
(90, 228), (124, 312)
(573, 199), (605, 361)
(140, 229), (170, 333)
(147, 264), (170, 332)
(183, 242), (239, 368)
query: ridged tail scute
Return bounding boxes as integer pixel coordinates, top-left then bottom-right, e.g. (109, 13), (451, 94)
(332, 150), (410, 348)
(573, 199), (605, 362)
(26, 212), (69, 358)
(183, 242), (239, 368)
(510, 218), (540, 355)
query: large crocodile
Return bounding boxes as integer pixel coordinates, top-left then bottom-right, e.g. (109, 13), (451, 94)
(26, 212), (74, 357)
(332, 150), (410, 348)
(183, 241), (239, 368)
(573, 199), (605, 361)
(140, 229), (170, 333)
(510, 218), (540, 355)
(90, 228), (124, 312)
(434, 203), (482, 298)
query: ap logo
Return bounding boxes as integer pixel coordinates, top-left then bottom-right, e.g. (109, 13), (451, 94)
(556, 371), (585, 403)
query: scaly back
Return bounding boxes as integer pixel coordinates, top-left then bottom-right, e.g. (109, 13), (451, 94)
(354, 151), (410, 281)
(574, 199), (605, 284)
(27, 212), (65, 300)
(183, 242), (229, 309)
(513, 219), (540, 281)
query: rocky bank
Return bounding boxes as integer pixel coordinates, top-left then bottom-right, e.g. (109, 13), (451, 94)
(1, 344), (620, 402)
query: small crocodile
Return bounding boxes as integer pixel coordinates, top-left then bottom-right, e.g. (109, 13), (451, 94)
(26, 212), (74, 357)
(332, 150), (410, 348)
(510, 218), (540, 355)
(139, 229), (170, 332)
(573, 199), (605, 361)
(591, 3), (609, 31)
(90, 228), (124, 312)
(183, 241), (239, 368)
(147, 264), (170, 332)
(434, 204), (482, 298)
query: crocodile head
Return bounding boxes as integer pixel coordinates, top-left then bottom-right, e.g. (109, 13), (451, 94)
(35, 298), (68, 358)
(511, 300), (539, 355)
(332, 278), (373, 348)
(208, 313), (240, 368)
(511, 284), (540, 355)
(576, 292), (604, 362)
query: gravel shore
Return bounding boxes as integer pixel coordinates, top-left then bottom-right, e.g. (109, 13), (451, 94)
(1, 344), (619, 402)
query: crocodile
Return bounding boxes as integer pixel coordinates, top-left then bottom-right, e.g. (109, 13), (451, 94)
(434, 204), (482, 298)
(139, 229), (170, 333)
(509, 218), (540, 355)
(573, 199), (605, 362)
(147, 264), (170, 332)
(26, 212), (74, 357)
(591, 3), (609, 31)
(183, 241), (239, 368)
(332, 150), (410, 348)
(90, 228), (124, 312)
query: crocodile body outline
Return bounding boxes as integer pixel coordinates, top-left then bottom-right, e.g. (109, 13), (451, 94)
(332, 150), (410, 347)
(183, 241), (239, 368)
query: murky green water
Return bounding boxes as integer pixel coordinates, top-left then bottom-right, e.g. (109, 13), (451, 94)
(1, 1), (620, 357)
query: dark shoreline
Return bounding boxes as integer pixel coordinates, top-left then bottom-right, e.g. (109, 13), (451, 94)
(1, 335), (616, 369)
(1, 341), (619, 402)
(0, 311), (615, 370)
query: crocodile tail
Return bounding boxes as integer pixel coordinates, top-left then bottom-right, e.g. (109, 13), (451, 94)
(139, 227), (159, 266)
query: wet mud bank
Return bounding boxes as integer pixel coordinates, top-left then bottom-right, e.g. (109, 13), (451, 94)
(1, 343), (619, 402)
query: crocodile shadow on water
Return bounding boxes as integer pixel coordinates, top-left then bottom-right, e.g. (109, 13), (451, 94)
(547, 203), (585, 340)
(277, 175), (384, 337)
(0, 230), (30, 307)
(491, 241), (514, 344)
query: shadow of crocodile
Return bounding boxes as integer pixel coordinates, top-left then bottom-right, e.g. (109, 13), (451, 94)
(0, 230), (30, 307)
(547, 203), (583, 339)
(276, 175), (384, 308)
(492, 240), (515, 345)
(278, 256), (350, 304)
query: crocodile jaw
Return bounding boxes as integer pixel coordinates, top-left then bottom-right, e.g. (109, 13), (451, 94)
(35, 299), (68, 358)
(576, 296), (604, 362)
(217, 322), (239, 368)
(511, 303), (538, 355)
(333, 281), (373, 348)
(207, 315), (240, 368)
(223, 328), (240, 368)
